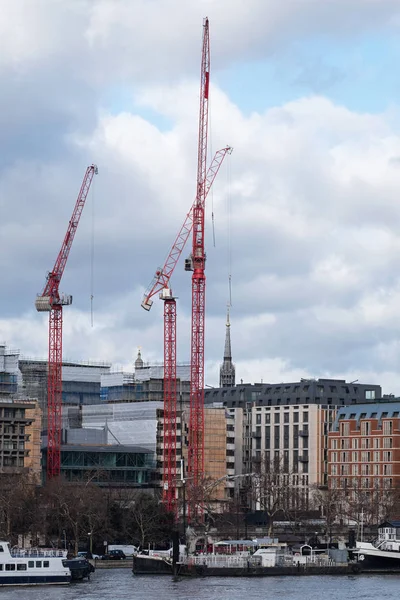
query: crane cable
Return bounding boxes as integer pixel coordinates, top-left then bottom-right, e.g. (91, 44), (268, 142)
(227, 152), (232, 307)
(209, 97), (216, 247)
(90, 174), (95, 327)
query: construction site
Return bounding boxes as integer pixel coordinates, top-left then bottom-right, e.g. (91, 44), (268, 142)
(0, 18), (238, 524)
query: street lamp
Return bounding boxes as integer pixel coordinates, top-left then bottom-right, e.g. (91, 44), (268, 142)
(87, 532), (92, 557)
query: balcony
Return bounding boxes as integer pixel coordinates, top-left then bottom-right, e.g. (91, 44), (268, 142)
(251, 431), (261, 438)
(299, 429), (309, 437)
(299, 454), (309, 462)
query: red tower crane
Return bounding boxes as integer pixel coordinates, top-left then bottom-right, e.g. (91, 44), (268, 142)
(35, 165), (98, 479)
(186, 17), (210, 519)
(142, 146), (231, 515)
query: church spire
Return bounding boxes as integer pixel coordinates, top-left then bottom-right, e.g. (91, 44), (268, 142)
(220, 305), (235, 387)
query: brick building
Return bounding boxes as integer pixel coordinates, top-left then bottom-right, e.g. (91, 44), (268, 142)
(328, 402), (400, 496)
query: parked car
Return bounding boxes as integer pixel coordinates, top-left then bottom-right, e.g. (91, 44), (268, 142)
(101, 549), (126, 560)
(77, 551), (100, 559)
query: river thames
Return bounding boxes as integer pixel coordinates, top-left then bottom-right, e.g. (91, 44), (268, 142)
(1, 569), (400, 599)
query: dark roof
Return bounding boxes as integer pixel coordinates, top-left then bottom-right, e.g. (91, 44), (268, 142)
(379, 520), (400, 528)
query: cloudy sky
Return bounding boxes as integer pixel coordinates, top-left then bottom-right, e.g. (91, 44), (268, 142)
(2, 0), (400, 393)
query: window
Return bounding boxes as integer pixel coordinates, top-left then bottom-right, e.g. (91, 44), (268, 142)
(28, 561), (34, 568)
(36, 561), (42, 568)
(332, 439), (338, 449)
(374, 438), (379, 448)
(384, 464), (392, 476)
(274, 412), (280, 424)
(274, 426), (280, 449)
(0, 565), (2, 571)
(265, 413), (270, 424)
(284, 425), (289, 449)
(352, 438), (358, 449)
(43, 561), (49, 568)
(265, 426), (270, 448)
(340, 422), (350, 436)
(293, 412), (299, 423)
(383, 421), (393, 435)
(352, 452), (357, 462)
(6, 564), (15, 571)
(365, 390), (375, 400)
(256, 414), (261, 425)
(17, 564), (27, 571)
(353, 464), (358, 475)
(303, 412), (309, 423)
(361, 421), (370, 436)
(284, 412), (289, 423)
(384, 437), (393, 449)
(383, 451), (392, 462)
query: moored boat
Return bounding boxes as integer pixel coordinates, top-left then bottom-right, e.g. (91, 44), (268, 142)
(0, 541), (71, 586)
(353, 520), (400, 571)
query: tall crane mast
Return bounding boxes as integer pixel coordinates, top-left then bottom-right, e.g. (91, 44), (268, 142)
(142, 146), (232, 515)
(186, 17), (210, 520)
(35, 165), (98, 479)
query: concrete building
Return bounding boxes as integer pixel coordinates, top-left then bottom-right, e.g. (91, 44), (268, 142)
(328, 401), (400, 495)
(0, 399), (39, 479)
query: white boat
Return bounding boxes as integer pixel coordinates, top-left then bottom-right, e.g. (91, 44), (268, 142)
(353, 520), (400, 571)
(0, 541), (71, 586)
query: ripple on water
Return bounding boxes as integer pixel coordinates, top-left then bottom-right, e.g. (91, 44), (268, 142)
(1, 569), (400, 600)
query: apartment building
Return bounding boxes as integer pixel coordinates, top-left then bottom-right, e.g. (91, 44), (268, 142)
(242, 403), (337, 507)
(328, 402), (400, 495)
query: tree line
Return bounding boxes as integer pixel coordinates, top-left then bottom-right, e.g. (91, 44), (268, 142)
(0, 475), (174, 554)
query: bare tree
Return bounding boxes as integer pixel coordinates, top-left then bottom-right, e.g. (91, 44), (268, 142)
(310, 485), (346, 544)
(249, 457), (300, 537)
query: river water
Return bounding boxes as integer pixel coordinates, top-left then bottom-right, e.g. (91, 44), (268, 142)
(1, 569), (400, 599)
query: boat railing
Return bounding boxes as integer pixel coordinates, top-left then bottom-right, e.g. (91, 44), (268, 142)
(187, 554), (263, 568)
(10, 548), (67, 558)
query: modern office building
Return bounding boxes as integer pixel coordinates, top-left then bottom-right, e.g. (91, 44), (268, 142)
(41, 443), (157, 487)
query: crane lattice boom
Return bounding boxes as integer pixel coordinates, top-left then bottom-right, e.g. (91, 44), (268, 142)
(36, 164), (98, 479)
(188, 17), (210, 520)
(141, 146), (232, 311)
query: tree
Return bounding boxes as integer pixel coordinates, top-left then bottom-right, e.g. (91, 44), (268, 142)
(249, 456), (300, 537)
(310, 485), (346, 544)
